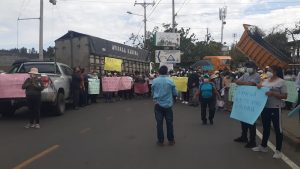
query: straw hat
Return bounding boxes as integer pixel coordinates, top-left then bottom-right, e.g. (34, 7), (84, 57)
(28, 67), (39, 75)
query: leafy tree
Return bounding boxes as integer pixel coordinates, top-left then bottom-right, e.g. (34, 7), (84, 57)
(20, 47), (27, 54)
(264, 25), (290, 57)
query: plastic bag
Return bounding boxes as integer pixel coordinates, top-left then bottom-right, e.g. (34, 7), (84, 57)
(217, 99), (225, 108)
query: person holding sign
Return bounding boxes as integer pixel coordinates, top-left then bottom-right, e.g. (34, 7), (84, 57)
(152, 66), (178, 146)
(233, 62), (261, 148)
(252, 65), (287, 159)
(194, 74), (220, 125)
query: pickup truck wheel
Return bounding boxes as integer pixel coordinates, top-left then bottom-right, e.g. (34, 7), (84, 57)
(55, 92), (65, 116)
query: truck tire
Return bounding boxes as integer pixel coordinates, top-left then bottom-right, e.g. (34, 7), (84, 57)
(54, 92), (65, 116)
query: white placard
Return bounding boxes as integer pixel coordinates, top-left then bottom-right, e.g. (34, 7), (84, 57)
(155, 32), (180, 47)
(155, 50), (181, 63)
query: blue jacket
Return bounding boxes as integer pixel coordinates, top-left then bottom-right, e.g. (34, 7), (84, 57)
(151, 75), (178, 108)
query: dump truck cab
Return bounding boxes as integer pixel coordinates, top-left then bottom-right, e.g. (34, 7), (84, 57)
(203, 56), (232, 71)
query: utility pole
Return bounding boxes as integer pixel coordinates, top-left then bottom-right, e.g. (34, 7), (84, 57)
(39, 0), (43, 60)
(219, 6), (227, 45)
(17, 0), (56, 60)
(172, 0), (175, 33)
(233, 33), (237, 45)
(134, 0), (155, 48)
(206, 28), (210, 44)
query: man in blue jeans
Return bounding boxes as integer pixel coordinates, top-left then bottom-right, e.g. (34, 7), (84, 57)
(152, 66), (178, 146)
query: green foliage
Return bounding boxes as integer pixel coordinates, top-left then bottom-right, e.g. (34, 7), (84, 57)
(127, 24), (223, 66)
(264, 26), (290, 57)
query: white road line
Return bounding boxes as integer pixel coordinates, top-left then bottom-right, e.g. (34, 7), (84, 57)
(256, 129), (300, 169)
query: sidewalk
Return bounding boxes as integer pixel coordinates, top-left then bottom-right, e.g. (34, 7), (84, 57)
(281, 110), (300, 148)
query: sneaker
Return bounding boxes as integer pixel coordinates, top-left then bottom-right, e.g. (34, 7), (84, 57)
(35, 124), (40, 129)
(233, 137), (248, 143)
(245, 142), (257, 148)
(252, 145), (268, 152)
(273, 150), (282, 159)
(169, 140), (175, 146)
(24, 124), (35, 129)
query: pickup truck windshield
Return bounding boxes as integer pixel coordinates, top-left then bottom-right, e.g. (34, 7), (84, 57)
(18, 63), (61, 74)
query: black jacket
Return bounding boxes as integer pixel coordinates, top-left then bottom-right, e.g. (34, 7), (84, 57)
(22, 77), (44, 96)
(188, 73), (199, 89)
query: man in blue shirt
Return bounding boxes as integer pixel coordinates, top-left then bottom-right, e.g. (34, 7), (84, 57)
(152, 66), (178, 146)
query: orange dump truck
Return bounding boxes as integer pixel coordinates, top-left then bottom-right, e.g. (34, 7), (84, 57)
(203, 56), (232, 71)
(237, 24), (292, 69)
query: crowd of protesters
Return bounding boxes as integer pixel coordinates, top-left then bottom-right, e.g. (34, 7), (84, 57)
(22, 61), (299, 159)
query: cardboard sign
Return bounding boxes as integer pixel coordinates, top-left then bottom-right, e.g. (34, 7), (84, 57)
(104, 57), (123, 72)
(119, 77), (133, 90)
(88, 78), (100, 94)
(171, 77), (188, 92)
(285, 81), (298, 103)
(228, 83), (238, 102)
(102, 77), (133, 92)
(0, 73), (29, 99)
(230, 86), (269, 125)
(288, 104), (300, 117)
(102, 77), (121, 92)
(134, 83), (149, 94)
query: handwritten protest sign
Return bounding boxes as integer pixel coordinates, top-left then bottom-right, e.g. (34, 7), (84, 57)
(285, 81), (298, 103)
(102, 77), (121, 92)
(228, 83), (238, 102)
(102, 77), (133, 92)
(134, 83), (149, 94)
(288, 104), (300, 117)
(171, 77), (188, 92)
(230, 86), (269, 125)
(119, 77), (133, 90)
(88, 78), (100, 94)
(104, 57), (123, 72)
(0, 73), (29, 99)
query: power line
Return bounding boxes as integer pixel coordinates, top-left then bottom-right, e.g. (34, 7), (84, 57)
(59, 0), (300, 5)
(175, 0), (190, 15)
(147, 0), (163, 18)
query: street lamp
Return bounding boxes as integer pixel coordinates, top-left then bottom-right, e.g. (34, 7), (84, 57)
(127, 11), (146, 48)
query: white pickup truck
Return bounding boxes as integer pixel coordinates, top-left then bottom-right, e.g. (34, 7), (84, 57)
(0, 60), (73, 116)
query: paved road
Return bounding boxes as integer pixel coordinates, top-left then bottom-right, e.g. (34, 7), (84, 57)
(0, 99), (299, 169)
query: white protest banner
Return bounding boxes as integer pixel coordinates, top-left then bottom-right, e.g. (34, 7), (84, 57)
(155, 32), (180, 47)
(88, 78), (100, 94)
(155, 50), (181, 63)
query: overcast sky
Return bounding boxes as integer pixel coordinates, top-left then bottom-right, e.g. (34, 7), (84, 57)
(0, 0), (300, 50)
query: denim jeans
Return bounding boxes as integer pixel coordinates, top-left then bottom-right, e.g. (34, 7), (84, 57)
(154, 104), (174, 142)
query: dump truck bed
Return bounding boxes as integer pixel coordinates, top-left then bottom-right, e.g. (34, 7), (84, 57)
(237, 24), (292, 69)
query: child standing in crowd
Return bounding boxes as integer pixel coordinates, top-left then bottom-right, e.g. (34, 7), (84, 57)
(252, 65), (287, 159)
(22, 67), (44, 129)
(194, 74), (220, 125)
